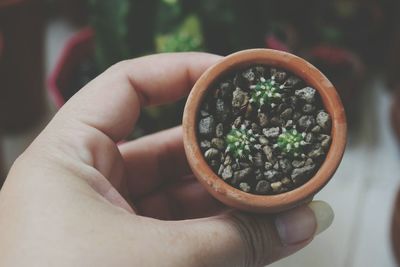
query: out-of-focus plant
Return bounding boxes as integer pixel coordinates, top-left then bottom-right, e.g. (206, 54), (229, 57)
(60, 0), (400, 136)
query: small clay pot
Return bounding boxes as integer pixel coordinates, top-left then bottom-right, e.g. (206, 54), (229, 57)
(182, 49), (347, 213)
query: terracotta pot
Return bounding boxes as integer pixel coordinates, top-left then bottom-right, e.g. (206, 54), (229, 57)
(182, 49), (347, 213)
(48, 27), (95, 108)
(0, 0), (46, 132)
(392, 189), (400, 265)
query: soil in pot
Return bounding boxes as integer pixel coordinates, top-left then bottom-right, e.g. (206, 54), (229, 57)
(197, 65), (332, 195)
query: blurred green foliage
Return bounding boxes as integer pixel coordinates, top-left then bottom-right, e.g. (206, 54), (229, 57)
(65, 0), (400, 136)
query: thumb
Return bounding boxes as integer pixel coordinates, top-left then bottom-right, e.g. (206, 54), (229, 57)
(179, 201), (333, 267)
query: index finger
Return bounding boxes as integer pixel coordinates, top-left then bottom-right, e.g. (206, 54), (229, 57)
(53, 52), (222, 142)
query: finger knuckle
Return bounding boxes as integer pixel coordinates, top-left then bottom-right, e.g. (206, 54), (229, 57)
(228, 212), (276, 267)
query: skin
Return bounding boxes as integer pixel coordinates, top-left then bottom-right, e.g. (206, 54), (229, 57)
(0, 53), (330, 267)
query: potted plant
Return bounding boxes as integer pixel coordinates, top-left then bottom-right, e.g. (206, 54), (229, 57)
(182, 49), (346, 213)
(0, 0), (46, 132)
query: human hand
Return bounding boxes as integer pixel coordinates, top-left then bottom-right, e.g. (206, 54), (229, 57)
(0, 53), (334, 267)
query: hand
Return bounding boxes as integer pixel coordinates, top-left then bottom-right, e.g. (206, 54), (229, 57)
(0, 53), (334, 267)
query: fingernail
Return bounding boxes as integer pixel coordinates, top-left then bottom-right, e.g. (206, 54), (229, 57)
(275, 201), (334, 246)
(308, 201), (334, 235)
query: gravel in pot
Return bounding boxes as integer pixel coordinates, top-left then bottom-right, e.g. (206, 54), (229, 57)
(197, 65), (332, 195)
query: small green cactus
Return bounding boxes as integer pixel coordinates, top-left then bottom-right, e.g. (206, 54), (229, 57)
(276, 129), (307, 157)
(225, 125), (258, 161)
(249, 77), (282, 109)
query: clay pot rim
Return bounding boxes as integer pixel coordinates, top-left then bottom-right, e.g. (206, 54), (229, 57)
(183, 49), (347, 213)
(47, 27), (94, 108)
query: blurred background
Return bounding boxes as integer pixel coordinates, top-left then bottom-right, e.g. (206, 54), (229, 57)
(1, 0), (400, 266)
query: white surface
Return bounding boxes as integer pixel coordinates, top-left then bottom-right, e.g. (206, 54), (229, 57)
(2, 19), (399, 267)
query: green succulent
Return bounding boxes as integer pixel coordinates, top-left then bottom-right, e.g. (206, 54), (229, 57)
(249, 77), (282, 109)
(225, 125), (259, 161)
(276, 129), (307, 157)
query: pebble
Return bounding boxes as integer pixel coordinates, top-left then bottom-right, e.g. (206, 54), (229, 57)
(289, 96), (298, 107)
(254, 66), (267, 77)
(239, 182), (251, 193)
(219, 82), (232, 98)
(200, 140), (211, 150)
(292, 160), (305, 168)
(281, 177), (291, 186)
(311, 125), (322, 133)
(295, 87), (316, 103)
(251, 123), (261, 134)
(304, 132), (315, 143)
(302, 104), (315, 114)
(211, 138), (225, 150)
(232, 88), (249, 109)
(254, 152), (264, 167)
(255, 180), (271, 194)
(271, 68), (287, 83)
(218, 164), (224, 176)
(204, 148), (219, 160)
(223, 155), (232, 166)
(291, 164), (316, 183)
(262, 145), (274, 161)
(279, 158), (292, 174)
(308, 144), (325, 159)
(255, 169), (264, 180)
(259, 136), (269, 145)
(284, 76), (302, 88)
(277, 103), (289, 113)
(239, 162), (251, 168)
(271, 181), (283, 192)
(284, 119), (294, 128)
(199, 116), (216, 137)
(293, 112), (302, 121)
(242, 68), (256, 83)
(232, 168), (253, 184)
(280, 108), (293, 120)
(316, 111), (331, 131)
(270, 117), (282, 126)
(258, 112), (269, 127)
(264, 162), (273, 170)
(273, 162), (280, 170)
(320, 135), (332, 150)
(305, 158), (314, 166)
(216, 98), (230, 121)
(200, 109), (210, 117)
(298, 115), (315, 131)
(263, 127), (280, 138)
(233, 116), (243, 128)
(216, 123), (224, 137)
(233, 73), (246, 88)
(245, 104), (253, 118)
(264, 170), (279, 181)
(222, 165), (233, 180)
(243, 120), (251, 128)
